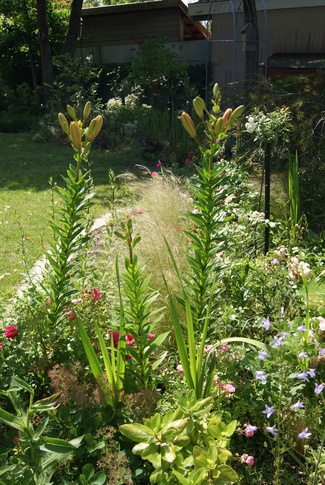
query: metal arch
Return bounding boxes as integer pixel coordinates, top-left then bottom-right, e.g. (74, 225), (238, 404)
(205, 0), (268, 99)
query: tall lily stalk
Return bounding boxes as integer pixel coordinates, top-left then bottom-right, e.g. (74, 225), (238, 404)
(165, 85), (244, 398)
(42, 102), (103, 355)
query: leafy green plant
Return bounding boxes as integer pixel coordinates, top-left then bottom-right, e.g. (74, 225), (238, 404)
(0, 376), (83, 484)
(119, 389), (238, 484)
(115, 216), (169, 392)
(38, 103), (103, 360)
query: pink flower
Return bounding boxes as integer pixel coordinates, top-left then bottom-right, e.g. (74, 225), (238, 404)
(217, 251), (224, 258)
(109, 330), (120, 348)
(241, 454), (254, 466)
(0, 342), (2, 351)
(126, 333), (135, 346)
(69, 313), (76, 321)
(136, 208), (142, 215)
(91, 288), (102, 301)
(224, 384), (236, 394)
(43, 298), (51, 307)
(317, 316), (325, 332)
(185, 158), (191, 164)
(125, 354), (132, 361)
(177, 364), (184, 377)
(148, 333), (155, 340)
(194, 168), (198, 174)
(188, 151), (193, 158)
(4, 326), (18, 339)
(220, 344), (228, 353)
(126, 211), (132, 219)
(245, 424), (257, 437)
(157, 162), (162, 169)
(213, 375), (218, 386)
(241, 453), (249, 463)
(246, 456), (254, 467)
(151, 171), (159, 177)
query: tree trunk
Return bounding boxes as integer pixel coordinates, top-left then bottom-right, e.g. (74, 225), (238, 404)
(36, 0), (53, 103)
(64, 0), (83, 59)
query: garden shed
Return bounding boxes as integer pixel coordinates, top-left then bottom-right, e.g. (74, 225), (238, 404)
(188, 0), (325, 85)
(76, 0), (210, 66)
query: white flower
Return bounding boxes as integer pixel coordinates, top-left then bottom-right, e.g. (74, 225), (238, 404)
(245, 116), (257, 133)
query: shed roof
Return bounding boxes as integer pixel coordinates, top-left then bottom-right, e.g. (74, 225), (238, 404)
(81, 0), (210, 41)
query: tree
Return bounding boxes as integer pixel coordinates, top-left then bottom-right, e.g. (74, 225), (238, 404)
(37, 0), (54, 102)
(63, 0), (83, 58)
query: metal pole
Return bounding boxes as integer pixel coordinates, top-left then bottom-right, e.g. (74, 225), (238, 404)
(264, 141), (271, 255)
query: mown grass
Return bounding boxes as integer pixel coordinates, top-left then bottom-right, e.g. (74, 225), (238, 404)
(0, 133), (144, 299)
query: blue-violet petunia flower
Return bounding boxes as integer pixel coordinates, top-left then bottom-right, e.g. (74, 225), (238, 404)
(298, 428), (312, 440)
(255, 370), (267, 382)
(266, 425), (278, 436)
(262, 405), (275, 419)
(315, 383), (324, 395)
(292, 400), (305, 409)
(261, 316), (271, 331)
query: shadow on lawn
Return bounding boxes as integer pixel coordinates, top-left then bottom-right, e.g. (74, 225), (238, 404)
(0, 133), (146, 192)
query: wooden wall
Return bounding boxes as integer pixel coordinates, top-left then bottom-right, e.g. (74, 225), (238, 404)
(80, 8), (182, 48)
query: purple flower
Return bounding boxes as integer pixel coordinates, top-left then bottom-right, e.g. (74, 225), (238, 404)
(292, 400), (305, 409)
(307, 368), (316, 378)
(315, 383), (324, 395)
(298, 352), (308, 359)
(255, 370), (266, 382)
(266, 425), (278, 436)
(297, 324), (307, 333)
(298, 428), (312, 440)
(271, 336), (282, 347)
(318, 348), (325, 357)
(262, 405), (275, 419)
(297, 369), (309, 382)
(261, 316), (271, 330)
(272, 258), (279, 265)
(258, 350), (268, 361)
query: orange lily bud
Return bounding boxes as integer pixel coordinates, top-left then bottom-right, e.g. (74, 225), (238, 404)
(58, 113), (69, 135)
(181, 112), (197, 139)
(87, 115), (103, 143)
(222, 108), (233, 124)
(70, 121), (82, 154)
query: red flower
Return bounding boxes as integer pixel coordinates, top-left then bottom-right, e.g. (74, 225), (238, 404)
(91, 288), (102, 301)
(125, 354), (133, 361)
(69, 313), (76, 321)
(0, 342), (3, 351)
(148, 333), (154, 340)
(126, 333), (135, 346)
(5, 326), (18, 339)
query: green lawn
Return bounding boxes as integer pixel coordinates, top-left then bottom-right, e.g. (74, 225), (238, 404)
(0, 133), (143, 299)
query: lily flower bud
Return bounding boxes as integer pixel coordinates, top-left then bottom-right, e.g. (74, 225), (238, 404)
(70, 121), (82, 154)
(213, 83), (220, 99)
(87, 115), (103, 143)
(230, 105), (245, 122)
(222, 108), (233, 124)
(193, 96), (206, 120)
(181, 112), (197, 139)
(58, 113), (69, 135)
(67, 105), (77, 121)
(214, 117), (225, 136)
(83, 101), (91, 122)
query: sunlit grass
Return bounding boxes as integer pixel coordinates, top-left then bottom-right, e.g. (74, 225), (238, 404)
(0, 133), (143, 298)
